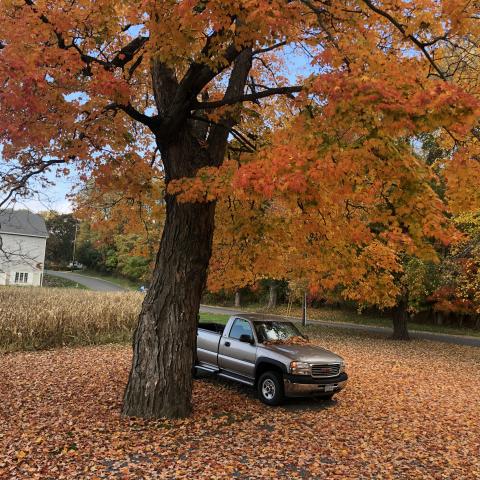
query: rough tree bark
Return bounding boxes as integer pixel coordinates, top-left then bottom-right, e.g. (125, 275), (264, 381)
(392, 296), (410, 341)
(122, 49), (253, 418)
(267, 283), (278, 309)
(122, 196), (215, 417)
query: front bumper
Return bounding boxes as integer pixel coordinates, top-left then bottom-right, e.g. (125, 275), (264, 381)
(283, 372), (348, 397)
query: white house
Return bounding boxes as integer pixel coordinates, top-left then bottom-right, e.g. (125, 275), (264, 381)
(0, 210), (48, 287)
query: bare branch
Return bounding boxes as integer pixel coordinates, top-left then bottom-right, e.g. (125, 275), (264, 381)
(193, 86), (303, 110)
(190, 114), (256, 152)
(110, 36), (149, 69)
(360, 0), (447, 80)
(207, 48), (255, 162)
(253, 42), (287, 55)
(0, 158), (67, 210)
(105, 103), (159, 131)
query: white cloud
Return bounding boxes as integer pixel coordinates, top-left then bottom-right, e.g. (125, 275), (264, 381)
(14, 192), (73, 214)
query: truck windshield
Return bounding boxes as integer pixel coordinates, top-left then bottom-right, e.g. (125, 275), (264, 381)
(254, 321), (303, 343)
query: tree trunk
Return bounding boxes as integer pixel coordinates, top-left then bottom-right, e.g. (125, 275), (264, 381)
(392, 297), (410, 340)
(122, 48), (253, 419)
(234, 290), (241, 308)
(122, 194), (215, 418)
(267, 283), (278, 309)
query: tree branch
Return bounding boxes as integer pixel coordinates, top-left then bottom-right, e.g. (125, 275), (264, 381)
(360, 0), (447, 80)
(105, 103), (159, 130)
(0, 158), (67, 210)
(193, 86), (303, 110)
(207, 48), (255, 162)
(110, 36), (149, 69)
(253, 42), (287, 55)
(190, 114), (256, 152)
(156, 39), (246, 139)
(300, 0), (351, 71)
(24, 0), (148, 72)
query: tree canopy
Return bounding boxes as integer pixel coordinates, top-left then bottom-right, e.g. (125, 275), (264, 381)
(2, 0), (480, 417)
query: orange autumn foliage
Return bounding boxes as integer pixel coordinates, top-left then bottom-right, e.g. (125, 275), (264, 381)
(2, 0), (480, 310)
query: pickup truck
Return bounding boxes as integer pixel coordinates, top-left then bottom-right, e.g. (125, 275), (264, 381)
(196, 313), (348, 405)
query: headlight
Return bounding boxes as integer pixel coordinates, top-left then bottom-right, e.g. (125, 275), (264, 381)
(339, 360), (346, 373)
(290, 361), (311, 375)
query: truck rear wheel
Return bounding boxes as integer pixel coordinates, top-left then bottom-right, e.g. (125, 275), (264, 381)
(258, 371), (284, 406)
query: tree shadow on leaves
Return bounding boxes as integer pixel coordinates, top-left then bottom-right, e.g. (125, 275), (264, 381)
(195, 374), (338, 413)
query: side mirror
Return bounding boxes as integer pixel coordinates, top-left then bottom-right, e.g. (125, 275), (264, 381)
(239, 334), (254, 344)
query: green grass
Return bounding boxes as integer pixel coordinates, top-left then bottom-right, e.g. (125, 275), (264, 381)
(199, 312), (230, 325)
(72, 269), (142, 291)
(204, 303), (480, 338)
(300, 308), (480, 338)
(43, 273), (89, 290)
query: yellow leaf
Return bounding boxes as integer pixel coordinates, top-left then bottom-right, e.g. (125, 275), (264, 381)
(16, 450), (27, 460)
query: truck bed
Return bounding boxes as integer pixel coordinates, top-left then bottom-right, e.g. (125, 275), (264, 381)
(198, 322), (225, 334)
(197, 322), (225, 368)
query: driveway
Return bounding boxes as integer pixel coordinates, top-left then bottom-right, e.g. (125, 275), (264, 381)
(46, 270), (127, 292)
(200, 305), (480, 348)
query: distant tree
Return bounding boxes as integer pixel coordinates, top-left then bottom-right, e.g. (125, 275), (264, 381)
(75, 223), (105, 270)
(429, 212), (480, 328)
(43, 213), (77, 267)
(114, 234), (152, 281)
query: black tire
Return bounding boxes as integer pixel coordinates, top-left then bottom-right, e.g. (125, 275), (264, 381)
(321, 393), (334, 401)
(257, 371), (284, 406)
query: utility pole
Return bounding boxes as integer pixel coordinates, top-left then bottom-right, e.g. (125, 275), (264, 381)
(302, 290), (307, 327)
(71, 222), (78, 271)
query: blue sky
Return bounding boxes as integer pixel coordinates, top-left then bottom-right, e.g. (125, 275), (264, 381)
(16, 170), (77, 213)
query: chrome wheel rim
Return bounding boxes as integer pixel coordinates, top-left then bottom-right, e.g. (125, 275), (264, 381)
(262, 379), (276, 400)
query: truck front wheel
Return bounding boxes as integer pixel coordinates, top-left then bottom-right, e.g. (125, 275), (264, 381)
(257, 371), (284, 406)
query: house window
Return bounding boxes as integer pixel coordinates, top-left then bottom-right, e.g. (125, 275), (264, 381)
(14, 272), (29, 284)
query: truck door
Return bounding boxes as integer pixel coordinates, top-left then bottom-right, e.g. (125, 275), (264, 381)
(218, 318), (257, 379)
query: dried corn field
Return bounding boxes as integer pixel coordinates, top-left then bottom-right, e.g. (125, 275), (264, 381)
(0, 287), (142, 351)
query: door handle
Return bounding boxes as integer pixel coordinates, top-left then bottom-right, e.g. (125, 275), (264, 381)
(224, 341), (231, 347)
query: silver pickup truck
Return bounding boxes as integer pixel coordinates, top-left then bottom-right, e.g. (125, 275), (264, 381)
(196, 313), (348, 405)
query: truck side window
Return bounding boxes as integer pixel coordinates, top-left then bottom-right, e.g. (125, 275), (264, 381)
(229, 319), (253, 340)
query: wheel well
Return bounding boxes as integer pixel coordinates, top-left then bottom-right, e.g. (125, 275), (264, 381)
(255, 362), (284, 385)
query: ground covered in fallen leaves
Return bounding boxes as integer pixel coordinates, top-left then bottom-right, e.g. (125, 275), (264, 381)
(1, 331), (479, 479)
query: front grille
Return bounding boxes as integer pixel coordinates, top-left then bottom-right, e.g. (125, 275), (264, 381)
(310, 363), (341, 378)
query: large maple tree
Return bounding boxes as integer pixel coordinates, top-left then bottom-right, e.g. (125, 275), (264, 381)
(1, 0), (480, 418)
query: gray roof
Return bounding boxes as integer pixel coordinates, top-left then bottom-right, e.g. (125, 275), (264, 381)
(0, 209), (48, 238)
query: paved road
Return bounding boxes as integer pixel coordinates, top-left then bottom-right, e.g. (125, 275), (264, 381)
(46, 270), (127, 292)
(200, 304), (480, 348)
